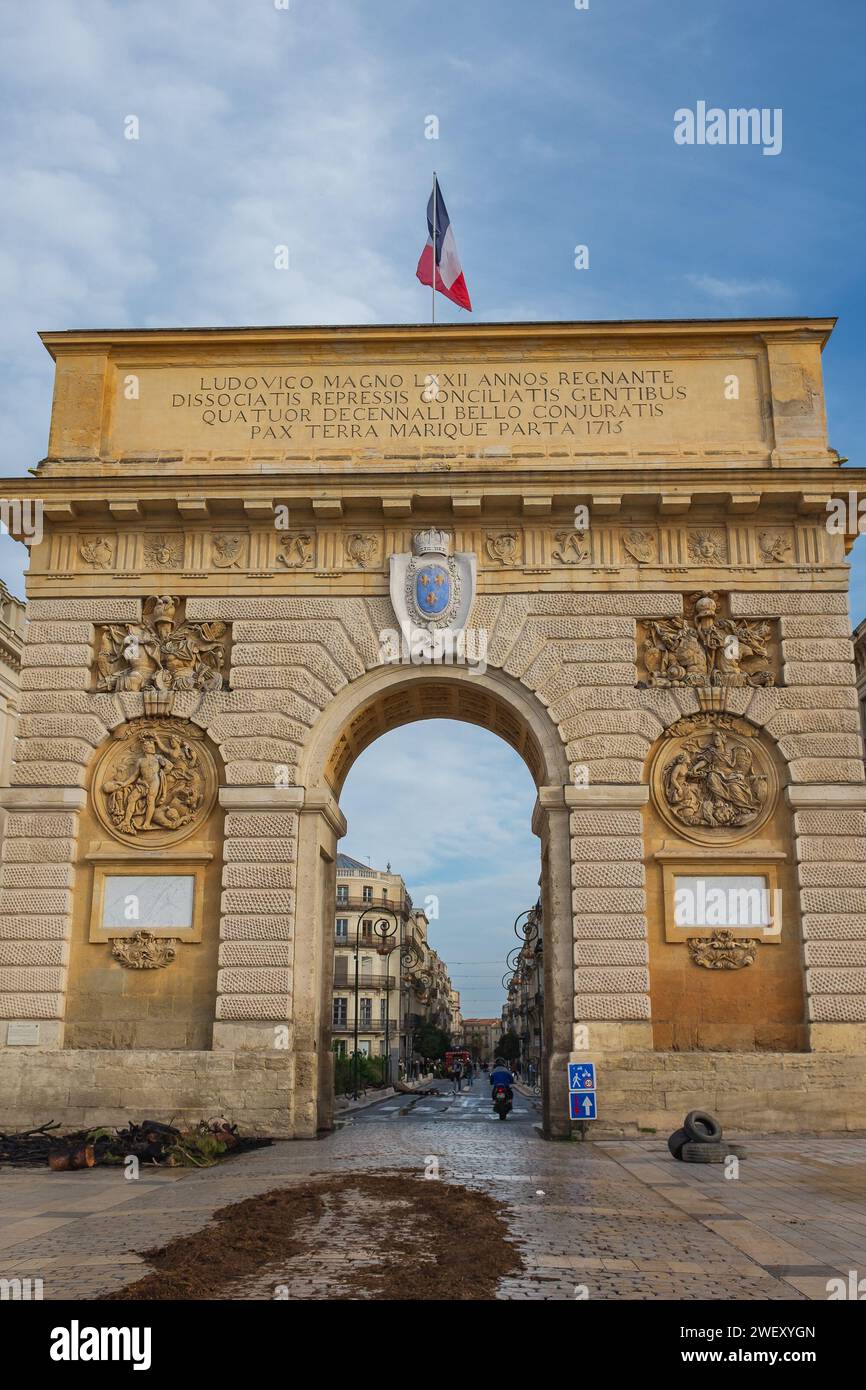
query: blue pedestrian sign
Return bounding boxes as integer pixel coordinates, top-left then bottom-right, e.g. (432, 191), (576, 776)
(569, 1090), (597, 1121)
(568, 1062), (596, 1091)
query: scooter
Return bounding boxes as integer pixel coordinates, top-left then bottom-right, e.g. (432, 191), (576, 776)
(492, 1084), (513, 1121)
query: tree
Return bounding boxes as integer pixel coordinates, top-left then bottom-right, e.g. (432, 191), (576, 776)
(496, 1030), (521, 1062)
(413, 1022), (450, 1060)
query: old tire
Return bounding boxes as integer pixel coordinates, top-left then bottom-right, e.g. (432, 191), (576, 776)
(667, 1127), (690, 1160)
(723, 1143), (747, 1160)
(684, 1110), (723, 1143)
(681, 1142), (726, 1163)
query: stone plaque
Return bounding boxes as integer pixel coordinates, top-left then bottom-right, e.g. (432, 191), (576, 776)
(102, 874), (195, 931)
(6, 1022), (40, 1046)
(111, 356), (766, 456)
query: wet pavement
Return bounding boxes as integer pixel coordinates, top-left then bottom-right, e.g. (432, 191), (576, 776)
(1, 1078), (865, 1300)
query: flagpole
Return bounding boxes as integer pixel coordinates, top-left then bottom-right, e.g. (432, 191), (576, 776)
(431, 171), (437, 327)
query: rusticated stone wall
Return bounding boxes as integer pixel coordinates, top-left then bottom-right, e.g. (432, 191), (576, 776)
(1, 587), (864, 1084)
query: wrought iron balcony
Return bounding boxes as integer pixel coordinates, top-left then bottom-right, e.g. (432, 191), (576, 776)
(334, 892), (410, 914)
(333, 971), (396, 990)
(331, 1018), (394, 1033)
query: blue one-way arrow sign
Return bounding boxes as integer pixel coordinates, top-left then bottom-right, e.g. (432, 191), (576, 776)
(569, 1091), (597, 1121)
(568, 1062), (596, 1091)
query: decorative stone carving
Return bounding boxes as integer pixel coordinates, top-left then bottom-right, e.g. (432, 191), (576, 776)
(553, 530), (589, 564)
(389, 529), (475, 636)
(94, 596), (229, 693)
(651, 713), (777, 844)
(211, 534), (244, 569)
(485, 532), (521, 566)
(143, 535), (183, 568)
(759, 530), (793, 564)
(687, 931), (758, 970)
(345, 533), (379, 568)
(637, 591), (776, 688)
(276, 533), (313, 568)
(688, 529), (728, 564)
(93, 717), (218, 848)
(622, 529), (656, 565)
(111, 931), (177, 970)
(79, 536), (114, 570)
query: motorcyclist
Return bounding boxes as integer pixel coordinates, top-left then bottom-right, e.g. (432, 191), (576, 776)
(489, 1057), (514, 1103)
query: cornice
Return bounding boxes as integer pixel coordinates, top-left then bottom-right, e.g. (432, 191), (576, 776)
(39, 316), (838, 360)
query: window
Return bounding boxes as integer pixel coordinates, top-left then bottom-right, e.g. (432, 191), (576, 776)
(333, 998), (347, 1027)
(380, 998), (387, 1021)
(335, 918), (348, 940)
(359, 998), (372, 1026)
(336, 885), (348, 904)
(362, 885), (372, 903)
(361, 919), (373, 938)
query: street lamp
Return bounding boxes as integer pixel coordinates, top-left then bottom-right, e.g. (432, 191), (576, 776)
(372, 907), (400, 1086)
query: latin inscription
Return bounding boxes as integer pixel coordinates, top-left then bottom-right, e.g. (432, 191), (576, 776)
(113, 357), (763, 453)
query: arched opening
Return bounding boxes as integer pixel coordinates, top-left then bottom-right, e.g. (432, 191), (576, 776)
(293, 665), (574, 1138)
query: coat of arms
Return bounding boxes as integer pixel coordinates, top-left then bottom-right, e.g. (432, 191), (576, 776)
(389, 529), (476, 635)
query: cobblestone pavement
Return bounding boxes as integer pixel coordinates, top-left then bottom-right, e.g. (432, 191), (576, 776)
(1, 1083), (865, 1301)
(351, 1075), (535, 1125)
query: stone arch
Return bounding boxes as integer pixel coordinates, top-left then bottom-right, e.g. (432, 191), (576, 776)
(292, 662), (573, 1137)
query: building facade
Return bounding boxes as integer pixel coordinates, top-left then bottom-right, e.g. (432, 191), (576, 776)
(1, 317), (865, 1139)
(462, 1018), (501, 1064)
(331, 852), (409, 1078)
(501, 900), (545, 1081)
(0, 583), (25, 791)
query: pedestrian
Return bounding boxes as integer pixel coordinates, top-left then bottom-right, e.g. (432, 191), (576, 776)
(451, 1057), (463, 1095)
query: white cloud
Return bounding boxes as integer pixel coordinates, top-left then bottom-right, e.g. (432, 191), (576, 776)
(685, 273), (791, 303)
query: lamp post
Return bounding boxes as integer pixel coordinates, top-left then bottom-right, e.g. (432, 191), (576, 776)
(372, 908), (400, 1085)
(402, 935), (433, 1077)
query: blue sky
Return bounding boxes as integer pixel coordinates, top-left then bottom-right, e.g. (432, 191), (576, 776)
(340, 722), (539, 1017)
(1, 0), (864, 1011)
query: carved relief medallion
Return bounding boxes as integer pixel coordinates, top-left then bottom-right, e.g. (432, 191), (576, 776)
(651, 714), (777, 845)
(622, 529), (656, 565)
(211, 534), (244, 569)
(277, 533), (314, 568)
(485, 532), (521, 566)
(553, 530), (589, 565)
(79, 536), (115, 570)
(93, 718), (217, 848)
(759, 530), (793, 564)
(688, 529), (728, 565)
(94, 596), (229, 693)
(345, 533), (380, 568)
(143, 535), (184, 569)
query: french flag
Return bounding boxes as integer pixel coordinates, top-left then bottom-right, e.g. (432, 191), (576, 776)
(416, 176), (472, 311)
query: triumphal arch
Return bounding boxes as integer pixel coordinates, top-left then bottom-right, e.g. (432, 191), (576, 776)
(1, 317), (865, 1138)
